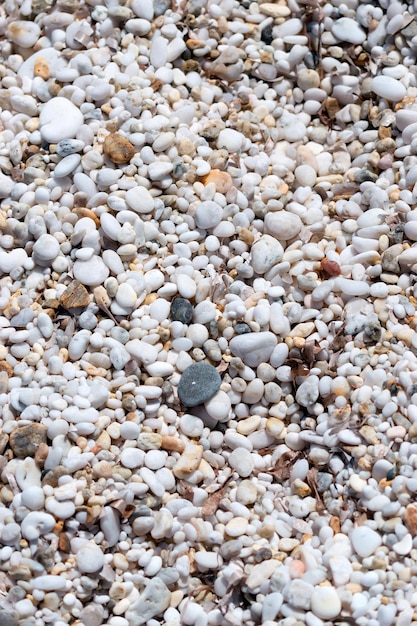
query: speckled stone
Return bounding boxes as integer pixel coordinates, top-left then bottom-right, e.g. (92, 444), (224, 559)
(9, 423), (48, 458)
(170, 297), (193, 324)
(178, 362), (221, 407)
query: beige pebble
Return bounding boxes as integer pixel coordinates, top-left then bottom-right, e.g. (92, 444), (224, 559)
(259, 2), (291, 17)
(34, 56), (50, 79)
(237, 415), (261, 435)
(161, 435), (185, 453)
(266, 417), (286, 438)
(292, 478), (311, 497)
(172, 443), (203, 479)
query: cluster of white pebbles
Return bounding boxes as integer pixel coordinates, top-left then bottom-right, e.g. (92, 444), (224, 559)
(2, 0), (417, 624)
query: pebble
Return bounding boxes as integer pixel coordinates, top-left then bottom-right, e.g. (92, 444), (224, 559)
(0, 3), (416, 625)
(125, 578), (171, 626)
(76, 543), (105, 573)
(104, 133), (135, 164)
(39, 97), (84, 143)
(177, 362), (221, 407)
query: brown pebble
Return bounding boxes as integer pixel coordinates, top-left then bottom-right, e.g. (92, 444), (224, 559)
(60, 279), (90, 310)
(42, 466), (69, 487)
(104, 132), (135, 164)
(161, 435), (185, 453)
(34, 442), (49, 468)
(34, 56), (50, 79)
(404, 505), (417, 535)
(72, 207), (100, 227)
(58, 532), (71, 553)
(0, 361), (13, 376)
(321, 258), (341, 277)
(9, 423), (48, 458)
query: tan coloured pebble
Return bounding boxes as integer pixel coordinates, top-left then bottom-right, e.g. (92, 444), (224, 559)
(10, 423), (48, 458)
(104, 132), (135, 164)
(259, 3), (291, 17)
(172, 443), (203, 479)
(202, 169), (233, 193)
(292, 479), (312, 497)
(34, 57), (50, 79)
(404, 505), (417, 535)
(266, 418), (286, 438)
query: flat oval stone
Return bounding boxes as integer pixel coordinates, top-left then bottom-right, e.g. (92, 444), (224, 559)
(371, 75), (407, 102)
(332, 17), (366, 44)
(178, 362), (221, 407)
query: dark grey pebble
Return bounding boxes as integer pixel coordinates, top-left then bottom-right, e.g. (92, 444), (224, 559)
(178, 362), (221, 407)
(171, 297), (193, 324)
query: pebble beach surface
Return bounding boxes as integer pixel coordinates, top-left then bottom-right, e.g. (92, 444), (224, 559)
(2, 0), (417, 625)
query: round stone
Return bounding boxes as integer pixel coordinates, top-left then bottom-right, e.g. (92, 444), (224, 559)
(251, 234), (283, 274)
(125, 186), (154, 213)
(331, 17), (366, 44)
(350, 526), (382, 558)
(73, 256), (109, 287)
(311, 586), (341, 620)
(33, 234), (60, 264)
(171, 297), (193, 324)
(39, 97), (84, 143)
(76, 543), (105, 573)
(194, 201), (223, 230)
(228, 447), (254, 477)
(371, 75), (407, 102)
(264, 211), (303, 241)
(178, 362), (221, 407)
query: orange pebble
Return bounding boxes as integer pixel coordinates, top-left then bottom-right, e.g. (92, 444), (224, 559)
(202, 169), (233, 193)
(34, 57), (50, 80)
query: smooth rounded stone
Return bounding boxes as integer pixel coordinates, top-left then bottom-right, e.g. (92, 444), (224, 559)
(228, 447), (254, 477)
(39, 97), (83, 143)
(217, 129), (245, 152)
(264, 211), (303, 241)
(125, 186), (154, 214)
(54, 154), (81, 178)
(295, 375), (319, 407)
(73, 256), (109, 287)
(31, 575), (67, 591)
(333, 276), (369, 297)
(120, 448), (145, 469)
(33, 234), (60, 264)
(229, 331), (277, 368)
(311, 586), (341, 620)
(350, 526), (382, 558)
(204, 390), (231, 422)
(294, 164), (316, 186)
(21, 486), (45, 511)
(251, 235), (283, 274)
(331, 17), (366, 44)
(225, 517), (248, 537)
(171, 297), (193, 324)
(371, 75), (407, 102)
(194, 201), (223, 229)
(8, 20), (40, 47)
(9, 423), (47, 458)
(116, 283), (137, 308)
(56, 139), (85, 157)
(178, 362), (221, 407)
(393, 533), (412, 556)
(76, 542), (105, 573)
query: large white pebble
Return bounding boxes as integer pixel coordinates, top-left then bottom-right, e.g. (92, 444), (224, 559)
(264, 211), (302, 241)
(195, 201), (223, 230)
(371, 75), (406, 102)
(350, 526), (382, 558)
(76, 542), (105, 573)
(251, 234), (283, 274)
(8, 20), (41, 47)
(217, 128), (245, 152)
(116, 283), (137, 308)
(177, 274), (196, 298)
(331, 17), (366, 44)
(40, 97), (83, 143)
(204, 390), (231, 422)
(229, 331), (277, 368)
(125, 186), (154, 213)
(73, 256), (109, 286)
(311, 586), (341, 620)
(33, 234), (60, 263)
